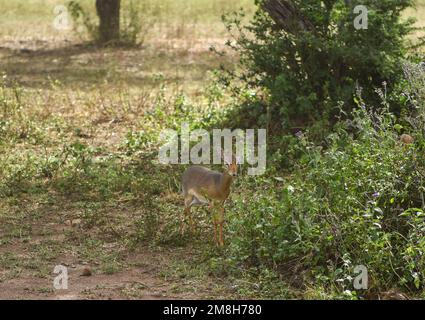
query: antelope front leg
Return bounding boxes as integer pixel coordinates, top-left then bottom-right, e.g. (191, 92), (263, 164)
(218, 206), (225, 246)
(181, 207), (190, 235)
(211, 202), (221, 246)
(213, 217), (218, 245)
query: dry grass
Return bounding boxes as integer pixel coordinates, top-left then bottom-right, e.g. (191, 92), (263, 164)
(405, 0), (425, 42)
(0, 0), (254, 96)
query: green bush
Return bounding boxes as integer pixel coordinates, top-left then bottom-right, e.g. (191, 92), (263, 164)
(225, 94), (425, 297)
(222, 0), (417, 129)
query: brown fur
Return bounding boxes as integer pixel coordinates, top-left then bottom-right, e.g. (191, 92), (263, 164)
(181, 161), (237, 246)
(400, 134), (414, 144)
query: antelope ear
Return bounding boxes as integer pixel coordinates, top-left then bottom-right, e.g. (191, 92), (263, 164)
(232, 154), (238, 165)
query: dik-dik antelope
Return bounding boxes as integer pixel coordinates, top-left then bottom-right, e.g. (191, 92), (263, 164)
(181, 155), (237, 246)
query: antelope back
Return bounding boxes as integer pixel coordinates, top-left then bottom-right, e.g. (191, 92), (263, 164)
(182, 166), (230, 200)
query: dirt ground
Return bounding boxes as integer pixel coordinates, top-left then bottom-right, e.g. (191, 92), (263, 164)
(0, 249), (219, 300)
(0, 37), (235, 300)
(0, 196), (230, 300)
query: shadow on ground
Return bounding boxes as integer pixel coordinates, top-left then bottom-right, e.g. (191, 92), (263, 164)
(0, 38), (229, 90)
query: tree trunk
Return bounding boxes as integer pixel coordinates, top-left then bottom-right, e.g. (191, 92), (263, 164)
(261, 0), (314, 34)
(96, 0), (121, 43)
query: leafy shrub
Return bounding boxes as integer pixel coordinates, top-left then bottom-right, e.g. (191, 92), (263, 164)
(222, 0), (418, 129)
(67, 1), (98, 41)
(225, 91), (425, 296)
